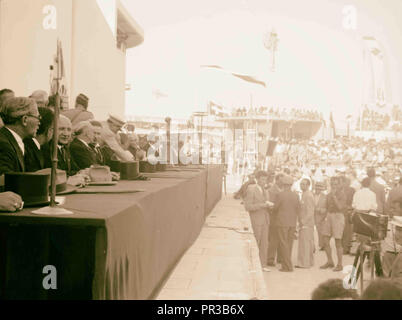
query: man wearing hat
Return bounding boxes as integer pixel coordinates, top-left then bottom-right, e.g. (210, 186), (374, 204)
(0, 97), (41, 174)
(101, 115), (134, 162)
(389, 217), (402, 285)
(244, 170), (272, 272)
(62, 93), (94, 126)
(367, 167), (386, 215)
(273, 174), (301, 272)
(70, 121), (97, 170)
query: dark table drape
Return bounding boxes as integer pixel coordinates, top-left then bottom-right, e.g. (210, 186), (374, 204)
(0, 165), (223, 300)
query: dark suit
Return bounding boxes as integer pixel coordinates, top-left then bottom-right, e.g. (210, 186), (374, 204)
(244, 184), (270, 267)
(24, 138), (44, 172)
(70, 138), (97, 170)
(273, 189), (301, 271)
(0, 126), (25, 175)
(267, 183), (282, 265)
(42, 140), (78, 176)
(89, 143), (104, 165)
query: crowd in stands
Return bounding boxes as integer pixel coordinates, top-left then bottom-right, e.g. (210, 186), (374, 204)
(360, 108), (391, 131)
(231, 107), (323, 121)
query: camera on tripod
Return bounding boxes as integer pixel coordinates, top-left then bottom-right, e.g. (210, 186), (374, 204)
(352, 211), (389, 241)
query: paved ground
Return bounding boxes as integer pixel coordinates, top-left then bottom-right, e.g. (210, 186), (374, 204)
(157, 175), (369, 300)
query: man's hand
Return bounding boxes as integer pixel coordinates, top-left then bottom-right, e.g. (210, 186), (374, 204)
(0, 192), (23, 212)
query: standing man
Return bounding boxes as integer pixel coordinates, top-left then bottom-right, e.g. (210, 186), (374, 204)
(367, 168), (386, 215)
(314, 181), (327, 251)
(321, 176), (346, 271)
(341, 176), (356, 255)
(267, 173), (283, 266)
(273, 175), (301, 272)
(390, 217), (402, 285)
(0, 97), (40, 174)
(62, 93), (94, 126)
(297, 179), (315, 268)
(244, 170), (272, 272)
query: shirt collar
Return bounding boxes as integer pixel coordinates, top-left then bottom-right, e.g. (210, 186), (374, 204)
(5, 127), (24, 155)
(78, 138), (90, 148)
(33, 138), (41, 150)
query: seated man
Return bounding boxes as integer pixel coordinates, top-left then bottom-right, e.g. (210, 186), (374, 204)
(42, 115), (79, 177)
(70, 121), (97, 170)
(24, 107), (54, 172)
(0, 97), (40, 174)
(89, 120), (114, 166)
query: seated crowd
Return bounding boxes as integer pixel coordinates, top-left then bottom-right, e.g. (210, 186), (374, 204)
(0, 88), (159, 211)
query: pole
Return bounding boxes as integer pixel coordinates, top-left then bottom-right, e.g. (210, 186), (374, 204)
(50, 43), (61, 208)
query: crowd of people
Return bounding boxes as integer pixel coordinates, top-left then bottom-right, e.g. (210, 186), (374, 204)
(360, 108), (391, 131)
(235, 135), (402, 296)
(0, 88), (167, 211)
(231, 107), (323, 121)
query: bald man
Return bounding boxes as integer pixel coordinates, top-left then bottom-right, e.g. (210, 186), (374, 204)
(30, 90), (49, 108)
(42, 115), (79, 176)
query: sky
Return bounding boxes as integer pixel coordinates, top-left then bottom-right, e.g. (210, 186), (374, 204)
(121, 0), (402, 126)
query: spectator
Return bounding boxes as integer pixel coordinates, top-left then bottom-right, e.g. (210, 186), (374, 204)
(311, 279), (358, 300)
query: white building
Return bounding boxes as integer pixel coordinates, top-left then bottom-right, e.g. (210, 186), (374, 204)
(0, 0), (143, 120)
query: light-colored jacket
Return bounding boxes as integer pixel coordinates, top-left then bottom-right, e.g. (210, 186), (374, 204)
(244, 184), (270, 226)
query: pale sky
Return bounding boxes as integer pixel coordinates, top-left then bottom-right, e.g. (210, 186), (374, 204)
(121, 0), (402, 126)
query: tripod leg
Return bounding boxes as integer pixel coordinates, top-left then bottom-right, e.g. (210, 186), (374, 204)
(349, 246), (360, 285)
(374, 250), (383, 277)
(360, 246), (365, 294)
(370, 248), (375, 280)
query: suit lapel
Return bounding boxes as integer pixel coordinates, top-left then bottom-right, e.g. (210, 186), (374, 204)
(32, 140), (44, 169)
(2, 127), (25, 171)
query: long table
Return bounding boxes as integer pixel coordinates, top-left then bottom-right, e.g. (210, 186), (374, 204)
(0, 165), (223, 300)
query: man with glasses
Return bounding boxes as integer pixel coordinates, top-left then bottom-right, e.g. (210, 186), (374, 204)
(0, 97), (40, 174)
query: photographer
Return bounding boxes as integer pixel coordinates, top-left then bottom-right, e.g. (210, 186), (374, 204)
(389, 217), (402, 285)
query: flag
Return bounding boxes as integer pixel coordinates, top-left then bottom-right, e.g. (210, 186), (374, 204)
(208, 101), (229, 117)
(201, 65), (267, 88)
(50, 39), (66, 96)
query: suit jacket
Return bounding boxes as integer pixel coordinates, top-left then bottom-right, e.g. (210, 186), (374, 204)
(42, 140), (78, 176)
(24, 138), (44, 172)
(70, 138), (97, 170)
(89, 143), (104, 165)
(0, 126), (25, 174)
(314, 193), (327, 225)
(268, 183), (282, 225)
(390, 252), (402, 286)
(273, 189), (301, 228)
(244, 184), (270, 226)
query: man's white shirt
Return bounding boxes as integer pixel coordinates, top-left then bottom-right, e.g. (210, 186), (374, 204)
(352, 187), (377, 211)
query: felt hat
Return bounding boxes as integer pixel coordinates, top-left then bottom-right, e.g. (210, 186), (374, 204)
(120, 161), (140, 180)
(4, 172), (50, 207)
(76, 93), (89, 109)
(35, 169), (78, 195)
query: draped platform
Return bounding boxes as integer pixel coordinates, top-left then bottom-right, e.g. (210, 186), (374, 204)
(0, 165), (223, 300)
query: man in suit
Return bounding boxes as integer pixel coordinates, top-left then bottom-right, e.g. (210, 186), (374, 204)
(24, 107), (54, 172)
(273, 175), (301, 272)
(70, 121), (97, 170)
(341, 176), (356, 254)
(267, 173), (283, 266)
(0, 97), (40, 175)
(42, 115), (78, 176)
(244, 170), (272, 272)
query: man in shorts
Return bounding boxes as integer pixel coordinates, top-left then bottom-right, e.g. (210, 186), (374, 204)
(320, 176), (346, 272)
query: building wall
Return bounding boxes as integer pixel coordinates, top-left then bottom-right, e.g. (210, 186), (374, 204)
(0, 0), (128, 120)
(0, 0), (73, 97)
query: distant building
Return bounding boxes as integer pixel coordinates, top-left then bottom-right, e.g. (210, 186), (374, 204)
(0, 0), (143, 120)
